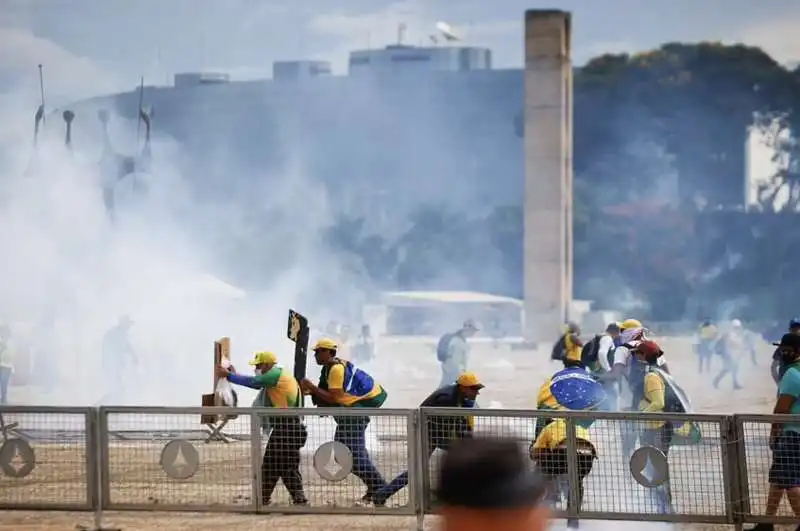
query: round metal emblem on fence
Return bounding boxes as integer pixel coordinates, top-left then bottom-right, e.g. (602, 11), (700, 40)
(313, 441), (353, 482)
(0, 438), (36, 478)
(629, 445), (669, 488)
(159, 439), (200, 480)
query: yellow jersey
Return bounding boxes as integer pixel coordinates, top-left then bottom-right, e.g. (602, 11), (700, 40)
(532, 418), (593, 450)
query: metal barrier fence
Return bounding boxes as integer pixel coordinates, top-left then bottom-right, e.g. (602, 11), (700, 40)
(1, 405), (798, 528)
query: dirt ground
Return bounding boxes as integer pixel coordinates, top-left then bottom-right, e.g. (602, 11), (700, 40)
(0, 336), (792, 529)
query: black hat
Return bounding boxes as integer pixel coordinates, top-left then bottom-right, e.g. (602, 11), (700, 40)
(606, 322), (621, 334)
(436, 437), (546, 509)
(773, 333), (800, 349)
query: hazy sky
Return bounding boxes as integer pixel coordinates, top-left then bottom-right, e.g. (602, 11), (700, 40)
(2, 0), (800, 99)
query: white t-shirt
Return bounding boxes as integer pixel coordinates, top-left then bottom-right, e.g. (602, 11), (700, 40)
(596, 335), (615, 372)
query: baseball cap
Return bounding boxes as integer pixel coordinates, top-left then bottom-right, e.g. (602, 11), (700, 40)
(773, 333), (800, 349)
(248, 351), (277, 365)
(462, 319), (480, 331)
(312, 337), (338, 351)
(605, 322), (621, 334)
(436, 437), (547, 509)
(456, 371), (485, 389)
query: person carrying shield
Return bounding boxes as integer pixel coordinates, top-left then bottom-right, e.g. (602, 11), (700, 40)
(530, 371), (605, 528)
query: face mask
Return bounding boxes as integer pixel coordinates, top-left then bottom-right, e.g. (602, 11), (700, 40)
(254, 368), (262, 376)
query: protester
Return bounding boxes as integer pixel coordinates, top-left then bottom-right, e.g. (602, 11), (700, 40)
(100, 315), (136, 404)
(437, 437), (550, 531)
(749, 333), (800, 530)
(217, 351), (308, 506)
(373, 371), (484, 506)
(713, 320), (748, 390)
(771, 318), (800, 384)
(300, 338), (388, 504)
(551, 322), (583, 368)
(351, 324), (375, 364)
(695, 320), (718, 374)
(436, 320), (479, 388)
(0, 325), (15, 405)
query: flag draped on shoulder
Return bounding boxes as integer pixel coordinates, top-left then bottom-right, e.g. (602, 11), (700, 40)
(549, 367), (606, 411)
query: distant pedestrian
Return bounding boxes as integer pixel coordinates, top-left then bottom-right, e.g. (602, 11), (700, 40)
(436, 320), (479, 387)
(351, 324), (375, 364)
(100, 315), (136, 404)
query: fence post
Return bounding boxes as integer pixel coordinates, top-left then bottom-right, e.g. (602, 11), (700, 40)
(728, 415), (749, 531)
(249, 411), (262, 512)
(564, 416), (581, 523)
(90, 407), (119, 531)
(409, 410), (424, 531)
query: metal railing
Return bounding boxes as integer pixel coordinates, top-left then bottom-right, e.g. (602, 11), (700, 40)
(0, 405), (798, 528)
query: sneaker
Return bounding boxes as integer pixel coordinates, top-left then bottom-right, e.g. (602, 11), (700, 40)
(292, 498), (309, 506)
(567, 519), (580, 529)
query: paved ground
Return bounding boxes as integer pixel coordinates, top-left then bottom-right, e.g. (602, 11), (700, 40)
(0, 335), (791, 529)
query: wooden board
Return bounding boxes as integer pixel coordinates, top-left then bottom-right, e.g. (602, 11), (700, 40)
(200, 337), (231, 425)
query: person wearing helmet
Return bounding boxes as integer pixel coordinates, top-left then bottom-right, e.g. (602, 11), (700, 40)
(771, 318), (800, 384)
(436, 320), (479, 388)
(551, 321), (583, 369)
(217, 351), (308, 506)
(373, 371), (485, 507)
(300, 338), (388, 504)
(712, 319), (749, 390)
(630, 339), (674, 514)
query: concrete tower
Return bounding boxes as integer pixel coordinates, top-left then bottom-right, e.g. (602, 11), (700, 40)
(523, 10), (573, 342)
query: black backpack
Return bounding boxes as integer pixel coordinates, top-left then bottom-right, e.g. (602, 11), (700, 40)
(550, 336), (567, 361)
(436, 333), (455, 362)
(581, 335), (602, 368)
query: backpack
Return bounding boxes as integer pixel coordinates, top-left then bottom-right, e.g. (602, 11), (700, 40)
(436, 333), (455, 362)
(580, 335), (602, 368)
(551, 336), (567, 361)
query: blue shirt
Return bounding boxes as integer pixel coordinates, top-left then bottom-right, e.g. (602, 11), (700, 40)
(777, 364), (800, 433)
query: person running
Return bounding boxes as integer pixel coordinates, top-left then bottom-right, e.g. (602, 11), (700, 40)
(713, 319), (749, 390)
(300, 338), (389, 505)
(748, 334), (800, 531)
(695, 320), (718, 374)
(372, 371), (484, 506)
(217, 351), (308, 506)
(436, 320), (479, 387)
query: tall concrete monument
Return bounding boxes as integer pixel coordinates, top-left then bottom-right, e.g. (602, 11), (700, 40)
(523, 10), (573, 342)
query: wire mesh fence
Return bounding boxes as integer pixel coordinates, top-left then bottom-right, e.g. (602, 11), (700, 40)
(419, 408), (731, 523)
(736, 414), (800, 526)
(2, 405), (797, 526)
(0, 406), (93, 510)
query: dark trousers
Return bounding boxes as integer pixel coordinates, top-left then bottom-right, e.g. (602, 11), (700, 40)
(0, 366), (11, 405)
(262, 421), (308, 504)
(333, 416), (386, 497)
(374, 431), (452, 503)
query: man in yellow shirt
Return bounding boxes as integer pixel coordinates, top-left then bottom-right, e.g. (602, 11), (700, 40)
(300, 338), (388, 504)
(530, 418), (596, 529)
(630, 339), (674, 514)
(696, 320), (718, 374)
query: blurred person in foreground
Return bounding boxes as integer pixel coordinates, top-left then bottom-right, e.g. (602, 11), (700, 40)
(217, 351), (308, 506)
(771, 318), (800, 384)
(437, 437), (550, 531)
(0, 325), (15, 405)
(695, 319), (718, 374)
(713, 319), (754, 390)
(530, 377), (605, 529)
(630, 339), (702, 514)
(300, 338), (388, 504)
(551, 321), (583, 368)
(100, 315), (136, 404)
(436, 320), (479, 388)
(750, 333), (800, 531)
(372, 371), (484, 506)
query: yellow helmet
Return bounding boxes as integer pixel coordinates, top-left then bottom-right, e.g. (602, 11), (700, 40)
(620, 319), (643, 330)
(312, 337), (338, 351)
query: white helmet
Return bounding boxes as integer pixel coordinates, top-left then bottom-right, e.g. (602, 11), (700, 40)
(731, 319), (742, 328)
